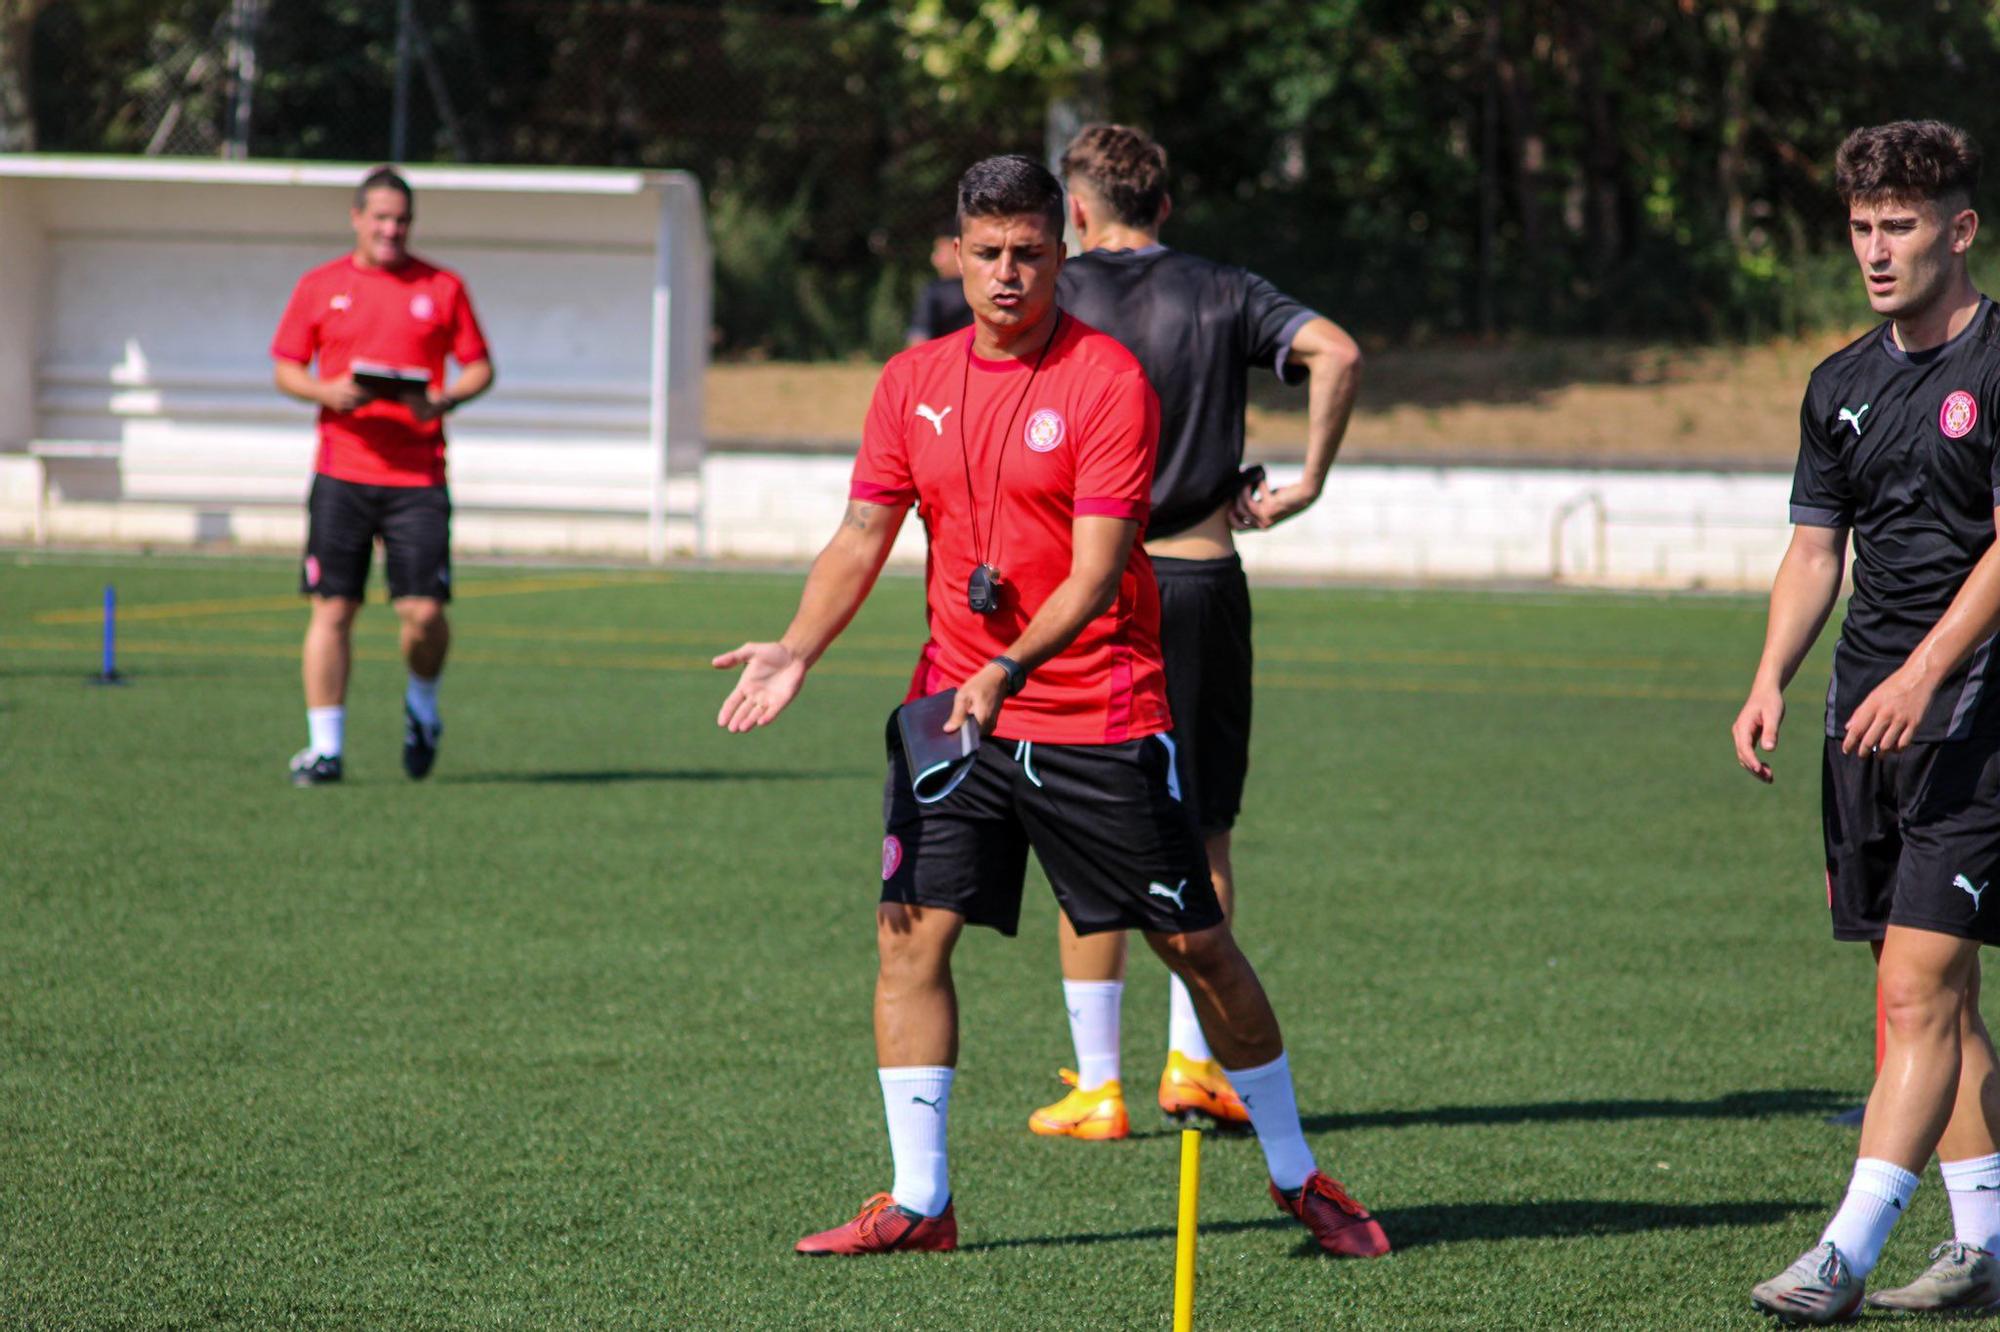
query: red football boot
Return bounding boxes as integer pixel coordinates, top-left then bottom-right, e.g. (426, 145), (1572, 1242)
(795, 1192), (958, 1256)
(1271, 1172), (1392, 1258)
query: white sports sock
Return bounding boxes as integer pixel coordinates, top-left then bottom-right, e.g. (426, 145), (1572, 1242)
(405, 673), (441, 727)
(1227, 1051), (1316, 1192)
(1063, 980), (1123, 1089)
(307, 706), (344, 758)
(1820, 1158), (1920, 1277)
(879, 1066), (953, 1217)
(1942, 1152), (2000, 1252)
(1167, 974), (1214, 1063)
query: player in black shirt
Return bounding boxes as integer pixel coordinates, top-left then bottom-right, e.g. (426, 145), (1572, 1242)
(905, 219), (973, 346)
(1022, 124), (1363, 1141)
(1736, 121), (2000, 1321)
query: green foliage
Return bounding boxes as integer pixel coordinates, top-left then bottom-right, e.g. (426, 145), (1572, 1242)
(29, 0), (2000, 350)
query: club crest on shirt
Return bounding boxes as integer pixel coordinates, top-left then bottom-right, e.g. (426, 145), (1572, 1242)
(881, 834), (903, 880)
(329, 293), (352, 312)
(409, 293), (436, 321)
(1941, 389), (1979, 439)
(1024, 408), (1066, 453)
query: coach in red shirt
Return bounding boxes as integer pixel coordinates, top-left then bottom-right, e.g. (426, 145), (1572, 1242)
(714, 155), (1390, 1262)
(271, 166), (494, 787)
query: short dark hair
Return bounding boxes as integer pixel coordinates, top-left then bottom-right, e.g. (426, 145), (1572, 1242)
(354, 166), (413, 212)
(1835, 121), (1981, 210)
(956, 155), (1064, 236)
(1060, 124), (1168, 229)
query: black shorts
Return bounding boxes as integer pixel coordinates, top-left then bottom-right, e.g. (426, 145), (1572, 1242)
(1154, 554), (1253, 835)
(301, 475), (452, 602)
(1822, 736), (2000, 944)
(880, 713), (1221, 937)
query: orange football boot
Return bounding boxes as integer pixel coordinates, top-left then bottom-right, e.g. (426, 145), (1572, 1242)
(1158, 1051), (1251, 1129)
(794, 1192), (958, 1256)
(1028, 1068), (1130, 1140)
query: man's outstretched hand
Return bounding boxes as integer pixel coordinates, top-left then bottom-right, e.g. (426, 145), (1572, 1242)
(713, 641), (807, 732)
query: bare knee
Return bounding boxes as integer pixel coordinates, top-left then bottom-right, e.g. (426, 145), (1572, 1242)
(309, 596), (361, 632)
(1146, 923), (1239, 982)
(1881, 970), (1966, 1040)
(395, 598), (447, 636)
(877, 904), (956, 986)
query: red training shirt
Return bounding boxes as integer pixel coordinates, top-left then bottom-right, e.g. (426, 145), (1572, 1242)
(271, 254), (489, 487)
(850, 316), (1171, 744)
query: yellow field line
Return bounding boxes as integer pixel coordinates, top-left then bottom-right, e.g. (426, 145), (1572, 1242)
(0, 635), (1738, 702)
(30, 573), (670, 625)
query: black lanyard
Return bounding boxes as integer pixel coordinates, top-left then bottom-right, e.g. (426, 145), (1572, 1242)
(956, 312), (1061, 615)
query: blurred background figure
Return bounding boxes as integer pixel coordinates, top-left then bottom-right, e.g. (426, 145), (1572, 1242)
(905, 219), (973, 347)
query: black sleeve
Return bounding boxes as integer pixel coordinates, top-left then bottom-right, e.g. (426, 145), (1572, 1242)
(1240, 271), (1319, 386)
(1789, 384), (1852, 528)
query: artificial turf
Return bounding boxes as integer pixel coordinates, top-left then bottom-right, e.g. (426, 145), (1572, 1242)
(0, 552), (1899, 1328)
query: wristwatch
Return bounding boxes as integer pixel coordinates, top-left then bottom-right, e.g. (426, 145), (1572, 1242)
(989, 655), (1027, 696)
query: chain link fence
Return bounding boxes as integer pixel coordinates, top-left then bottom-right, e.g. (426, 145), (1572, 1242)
(27, 0), (1035, 358)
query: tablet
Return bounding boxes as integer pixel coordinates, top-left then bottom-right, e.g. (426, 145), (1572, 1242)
(896, 689), (981, 804)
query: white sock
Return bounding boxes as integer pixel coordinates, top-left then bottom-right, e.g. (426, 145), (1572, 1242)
(307, 706), (344, 758)
(405, 673), (440, 727)
(1942, 1152), (2000, 1252)
(1227, 1051), (1317, 1192)
(1820, 1158), (1919, 1277)
(879, 1066), (953, 1217)
(1063, 980), (1123, 1089)
(1167, 975), (1214, 1063)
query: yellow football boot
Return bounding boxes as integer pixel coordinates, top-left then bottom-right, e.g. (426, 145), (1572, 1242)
(1028, 1068), (1130, 1140)
(1158, 1051), (1251, 1129)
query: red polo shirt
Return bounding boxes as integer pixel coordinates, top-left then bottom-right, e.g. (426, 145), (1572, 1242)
(271, 254), (488, 487)
(850, 316), (1171, 744)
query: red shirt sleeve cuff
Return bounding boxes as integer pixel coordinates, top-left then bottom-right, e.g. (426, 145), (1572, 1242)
(270, 346), (311, 364)
(851, 481), (915, 505)
(1075, 497), (1149, 520)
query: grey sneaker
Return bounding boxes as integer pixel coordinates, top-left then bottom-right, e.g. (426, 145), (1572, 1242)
(1751, 1242), (1864, 1325)
(1865, 1240), (2000, 1313)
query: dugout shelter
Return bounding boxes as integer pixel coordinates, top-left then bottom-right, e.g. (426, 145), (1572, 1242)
(0, 156), (708, 559)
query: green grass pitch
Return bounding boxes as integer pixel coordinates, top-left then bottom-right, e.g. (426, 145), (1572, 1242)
(0, 552), (1904, 1328)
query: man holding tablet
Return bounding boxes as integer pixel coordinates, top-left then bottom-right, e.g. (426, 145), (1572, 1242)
(714, 154), (1389, 1261)
(272, 166), (494, 786)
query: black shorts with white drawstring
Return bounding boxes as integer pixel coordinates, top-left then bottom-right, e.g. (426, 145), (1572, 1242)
(877, 711), (1219, 937)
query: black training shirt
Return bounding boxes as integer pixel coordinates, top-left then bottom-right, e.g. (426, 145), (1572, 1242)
(1057, 246), (1318, 538)
(1792, 297), (2000, 740)
(907, 277), (973, 342)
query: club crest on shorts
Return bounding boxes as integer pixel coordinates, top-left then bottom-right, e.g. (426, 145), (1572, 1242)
(1941, 389), (1979, 439)
(881, 834), (903, 880)
(1024, 408), (1066, 453)
(410, 292), (437, 321)
(304, 554), (321, 588)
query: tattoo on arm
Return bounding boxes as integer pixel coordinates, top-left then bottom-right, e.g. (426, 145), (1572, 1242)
(842, 501), (876, 532)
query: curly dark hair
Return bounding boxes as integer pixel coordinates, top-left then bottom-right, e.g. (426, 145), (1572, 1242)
(1835, 121), (1980, 209)
(1060, 124), (1168, 229)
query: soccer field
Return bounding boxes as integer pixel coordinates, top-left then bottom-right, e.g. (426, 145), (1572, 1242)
(2, 553), (1903, 1328)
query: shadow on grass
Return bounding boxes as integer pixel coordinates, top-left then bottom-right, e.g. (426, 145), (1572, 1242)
(959, 1199), (1811, 1254)
(1300, 1088), (1853, 1134)
(438, 767), (869, 785)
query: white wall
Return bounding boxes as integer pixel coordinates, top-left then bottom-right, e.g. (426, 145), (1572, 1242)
(695, 457), (1792, 590)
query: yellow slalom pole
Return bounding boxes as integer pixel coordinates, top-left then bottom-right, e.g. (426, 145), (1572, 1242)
(1173, 1126), (1202, 1332)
